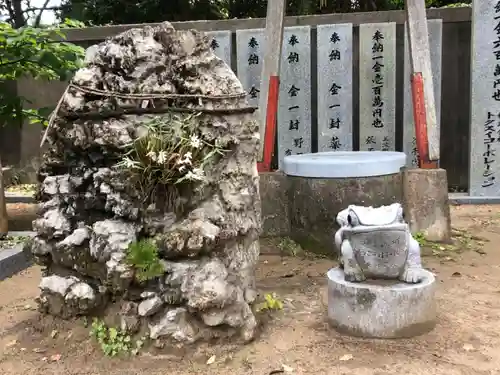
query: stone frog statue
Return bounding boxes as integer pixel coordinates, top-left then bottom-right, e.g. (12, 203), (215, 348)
(334, 203), (424, 284)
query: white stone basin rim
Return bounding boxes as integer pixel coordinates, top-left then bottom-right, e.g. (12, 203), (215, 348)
(283, 151), (407, 178)
(327, 267), (436, 339)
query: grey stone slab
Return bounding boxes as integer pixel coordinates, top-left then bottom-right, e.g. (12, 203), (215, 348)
(316, 24), (353, 152)
(469, 0), (500, 196)
(283, 151), (406, 178)
(236, 28), (265, 107)
(277, 26), (312, 168)
(8, 231), (36, 238)
(403, 19), (443, 167)
(205, 30), (232, 67)
(359, 23), (397, 152)
(448, 193), (500, 205)
(5, 192), (35, 204)
(0, 243), (33, 281)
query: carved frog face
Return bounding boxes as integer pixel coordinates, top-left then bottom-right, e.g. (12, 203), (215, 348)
(336, 203), (404, 228)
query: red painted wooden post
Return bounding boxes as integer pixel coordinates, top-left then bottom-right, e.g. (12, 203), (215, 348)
(411, 73), (437, 169)
(406, 0), (440, 167)
(258, 76), (280, 172)
(257, 0), (286, 172)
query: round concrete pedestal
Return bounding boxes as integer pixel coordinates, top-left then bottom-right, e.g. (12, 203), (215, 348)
(283, 151), (406, 256)
(327, 267), (436, 339)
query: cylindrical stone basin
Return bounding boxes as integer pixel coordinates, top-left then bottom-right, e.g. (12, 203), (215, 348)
(283, 151), (406, 256)
(327, 267), (437, 338)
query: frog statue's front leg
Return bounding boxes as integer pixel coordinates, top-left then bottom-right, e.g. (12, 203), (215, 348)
(334, 209), (350, 267)
(341, 238), (366, 282)
(400, 232), (425, 283)
(334, 227), (344, 268)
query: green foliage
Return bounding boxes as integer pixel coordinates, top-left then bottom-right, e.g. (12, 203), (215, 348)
(416, 229), (483, 259)
(255, 293), (284, 312)
(414, 231), (427, 247)
(0, 234), (29, 249)
(59, 0), (232, 25)
(0, 19), (85, 127)
(90, 319), (133, 356)
(278, 237), (304, 257)
(58, 0), (471, 26)
(116, 113), (227, 202)
(440, 2), (471, 7)
(125, 239), (164, 283)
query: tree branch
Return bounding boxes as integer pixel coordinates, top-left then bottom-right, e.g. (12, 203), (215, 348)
(3, 0), (17, 24)
(2, 0), (62, 28)
(12, 0), (26, 28)
(24, 5), (63, 13)
(34, 0), (52, 26)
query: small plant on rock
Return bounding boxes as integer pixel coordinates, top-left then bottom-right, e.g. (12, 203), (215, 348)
(277, 237), (304, 256)
(414, 232), (427, 246)
(255, 293), (284, 312)
(126, 239), (164, 283)
(90, 318), (132, 357)
(115, 113), (228, 204)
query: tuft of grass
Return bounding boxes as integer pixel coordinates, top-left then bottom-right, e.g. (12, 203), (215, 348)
(277, 237), (304, 257)
(125, 239), (164, 283)
(414, 231), (426, 247)
(115, 113), (228, 205)
(415, 229), (486, 259)
(255, 293), (284, 312)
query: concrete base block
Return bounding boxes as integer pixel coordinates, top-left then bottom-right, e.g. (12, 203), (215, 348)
(0, 243), (33, 281)
(403, 168), (452, 242)
(259, 172), (290, 237)
(327, 267), (436, 339)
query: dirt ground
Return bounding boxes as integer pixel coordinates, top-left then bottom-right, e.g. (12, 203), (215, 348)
(1, 205), (500, 375)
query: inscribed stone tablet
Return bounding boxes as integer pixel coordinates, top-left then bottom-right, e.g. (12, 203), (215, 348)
(236, 29), (265, 107)
(469, 0), (500, 196)
(359, 23), (397, 152)
(206, 30), (232, 66)
(316, 24), (353, 152)
(403, 19), (442, 167)
(277, 26), (312, 168)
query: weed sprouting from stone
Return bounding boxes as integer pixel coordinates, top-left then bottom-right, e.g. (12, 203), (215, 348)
(125, 239), (164, 283)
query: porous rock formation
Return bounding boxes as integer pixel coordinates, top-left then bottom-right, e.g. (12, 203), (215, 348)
(31, 22), (261, 343)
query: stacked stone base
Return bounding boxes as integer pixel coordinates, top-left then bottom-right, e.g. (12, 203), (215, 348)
(34, 236), (260, 344)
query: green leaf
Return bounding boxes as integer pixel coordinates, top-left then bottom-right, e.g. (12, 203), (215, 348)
(0, 20), (84, 129)
(37, 106), (54, 118)
(37, 51), (62, 70)
(108, 327), (118, 341)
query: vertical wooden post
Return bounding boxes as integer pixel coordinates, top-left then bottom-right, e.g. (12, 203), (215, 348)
(0, 157), (8, 238)
(405, 0), (439, 167)
(257, 0), (286, 172)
